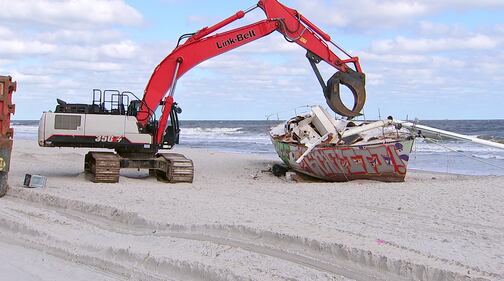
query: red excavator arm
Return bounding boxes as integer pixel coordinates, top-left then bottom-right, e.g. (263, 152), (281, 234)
(138, 0), (367, 145)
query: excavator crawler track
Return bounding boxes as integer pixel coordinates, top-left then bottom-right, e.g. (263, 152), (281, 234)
(84, 152), (194, 184)
(155, 153), (194, 183)
(85, 152), (121, 183)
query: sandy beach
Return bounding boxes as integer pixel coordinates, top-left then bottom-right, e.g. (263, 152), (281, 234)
(0, 140), (503, 281)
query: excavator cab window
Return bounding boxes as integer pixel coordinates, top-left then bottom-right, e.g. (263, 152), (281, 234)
(127, 100), (141, 117)
(162, 103), (182, 148)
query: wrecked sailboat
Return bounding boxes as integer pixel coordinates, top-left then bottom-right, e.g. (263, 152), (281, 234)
(270, 106), (415, 182)
(270, 106), (504, 182)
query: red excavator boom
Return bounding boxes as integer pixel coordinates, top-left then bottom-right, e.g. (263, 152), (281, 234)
(137, 0), (367, 145)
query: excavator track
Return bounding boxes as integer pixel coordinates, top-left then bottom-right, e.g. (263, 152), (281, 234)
(84, 152), (194, 184)
(155, 153), (194, 183)
(84, 152), (121, 183)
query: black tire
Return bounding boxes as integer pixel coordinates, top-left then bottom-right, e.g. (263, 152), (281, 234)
(272, 164), (289, 177)
(0, 172), (8, 198)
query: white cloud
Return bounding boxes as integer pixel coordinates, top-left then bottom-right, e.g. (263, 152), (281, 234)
(371, 34), (499, 53)
(0, 0), (148, 118)
(359, 51), (427, 64)
(418, 21), (467, 37)
(438, 0), (504, 9)
(294, 0), (504, 29)
(0, 39), (57, 56)
(0, 59), (13, 66)
(48, 40), (140, 61)
(0, 26), (13, 37)
(496, 25), (504, 33)
(99, 41), (139, 59)
(2, 1), (504, 120)
(430, 56), (466, 68)
(0, 0), (142, 27)
(39, 29), (123, 44)
(295, 0), (428, 29)
(52, 60), (124, 72)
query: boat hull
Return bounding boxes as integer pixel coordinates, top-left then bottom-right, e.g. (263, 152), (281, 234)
(272, 139), (415, 182)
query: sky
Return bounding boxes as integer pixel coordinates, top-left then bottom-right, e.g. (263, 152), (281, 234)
(1, 0), (503, 120)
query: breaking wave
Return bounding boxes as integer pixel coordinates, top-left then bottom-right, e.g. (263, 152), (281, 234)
(472, 154), (504, 160)
(12, 125), (39, 140)
(182, 127), (245, 136)
(9, 119), (504, 175)
(413, 140), (504, 154)
(180, 127), (271, 144)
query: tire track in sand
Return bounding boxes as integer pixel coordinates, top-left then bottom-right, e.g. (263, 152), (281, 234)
(0, 196), (357, 281)
(0, 206), (325, 281)
(6, 187), (500, 281)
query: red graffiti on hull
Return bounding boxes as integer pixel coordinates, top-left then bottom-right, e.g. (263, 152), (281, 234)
(296, 143), (408, 178)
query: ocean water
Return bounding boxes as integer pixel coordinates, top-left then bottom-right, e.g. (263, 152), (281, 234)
(12, 119), (504, 176)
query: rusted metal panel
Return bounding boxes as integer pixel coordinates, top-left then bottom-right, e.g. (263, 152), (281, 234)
(272, 139), (414, 182)
(0, 76), (15, 173)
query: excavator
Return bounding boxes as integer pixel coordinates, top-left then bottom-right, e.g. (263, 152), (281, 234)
(38, 0), (367, 183)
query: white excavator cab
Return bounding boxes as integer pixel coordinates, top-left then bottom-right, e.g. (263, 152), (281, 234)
(38, 90), (193, 184)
